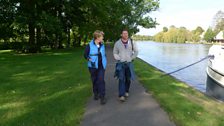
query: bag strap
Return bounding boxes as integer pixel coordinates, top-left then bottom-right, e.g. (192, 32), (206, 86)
(130, 38), (134, 51)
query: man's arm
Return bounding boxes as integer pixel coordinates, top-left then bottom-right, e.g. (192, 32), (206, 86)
(113, 42), (121, 61)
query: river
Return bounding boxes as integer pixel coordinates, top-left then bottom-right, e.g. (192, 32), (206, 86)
(136, 41), (212, 92)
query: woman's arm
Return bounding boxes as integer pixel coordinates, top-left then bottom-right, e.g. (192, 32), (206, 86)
(84, 45), (90, 60)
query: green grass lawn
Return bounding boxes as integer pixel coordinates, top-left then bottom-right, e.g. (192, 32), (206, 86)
(0, 49), (91, 126)
(134, 59), (224, 126)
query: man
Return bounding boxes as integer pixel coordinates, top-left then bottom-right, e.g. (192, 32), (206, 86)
(113, 29), (138, 102)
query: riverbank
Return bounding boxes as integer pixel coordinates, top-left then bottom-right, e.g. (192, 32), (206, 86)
(185, 41), (221, 45)
(0, 48), (91, 126)
(143, 40), (221, 45)
(134, 59), (224, 126)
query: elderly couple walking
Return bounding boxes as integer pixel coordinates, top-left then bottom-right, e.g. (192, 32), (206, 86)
(84, 29), (138, 105)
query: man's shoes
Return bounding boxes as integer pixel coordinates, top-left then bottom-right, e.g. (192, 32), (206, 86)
(125, 92), (129, 97)
(100, 97), (107, 105)
(119, 96), (126, 102)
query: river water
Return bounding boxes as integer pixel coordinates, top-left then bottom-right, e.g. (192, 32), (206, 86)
(136, 41), (212, 92)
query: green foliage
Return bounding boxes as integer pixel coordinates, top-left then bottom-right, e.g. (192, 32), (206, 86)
(1, 0), (159, 52)
(132, 35), (153, 40)
(154, 26), (191, 43)
(193, 26), (204, 34)
(153, 10), (222, 43)
(163, 27), (168, 32)
(0, 0), (17, 40)
(214, 19), (224, 34)
(154, 26), (206, 43)
(212, 10), (224, 34)
(0, 42), (27, 51)
(154, 32), (164, 42)
(204, 28), (216, 42)
(190, 26), (204, 42)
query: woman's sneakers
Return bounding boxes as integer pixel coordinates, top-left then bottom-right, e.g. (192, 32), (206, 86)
(94, 94), (99, 100)
(94, 95), (107, 105)
(100, 97), (107, 105)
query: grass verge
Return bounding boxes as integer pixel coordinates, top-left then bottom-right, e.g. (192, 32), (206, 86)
(134, 59), (224, 126)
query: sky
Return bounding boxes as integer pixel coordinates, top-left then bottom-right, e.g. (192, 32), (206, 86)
(137, 0), (224, 36)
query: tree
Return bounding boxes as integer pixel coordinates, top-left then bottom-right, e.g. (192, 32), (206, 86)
(176, 27), (189, 43)
(154, 32), (164, 42)
(212, 10), (224, 30)
(1, 0), (160, 52)
(154, 25), (192, 43)
(204, 28), (215, 42)
(194, 26), (204, 34)
(0, 0), (17, 41)
(132, 35), (153, 40)
(191, 26), (204, 42)
(163, 27), (168, 32)
(214, 19), (224, 33)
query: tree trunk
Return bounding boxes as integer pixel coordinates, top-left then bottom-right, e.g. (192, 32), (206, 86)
(84, 34), (88, 44)
(28, 21), (36, 53)
(58, 33), (63, 49)
(56, 2), (63, 49)
(66, 28), (70, 48)
(29, 22), (35, 45)
(73, 32), (78, 47)
(55, 34), (59, 49)
(36, 27), (41, 52)
(77, 35), (82, 47)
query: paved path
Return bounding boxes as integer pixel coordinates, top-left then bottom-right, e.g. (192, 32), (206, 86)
(80, 46), (175, 126)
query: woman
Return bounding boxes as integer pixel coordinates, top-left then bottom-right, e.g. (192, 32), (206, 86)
(84, 30), (107, 105)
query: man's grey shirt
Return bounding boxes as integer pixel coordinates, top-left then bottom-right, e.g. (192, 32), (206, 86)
(113, 39), (138, 62)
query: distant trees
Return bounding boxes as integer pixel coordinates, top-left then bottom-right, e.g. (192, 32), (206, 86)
(154, 10), (224, 43)
(203, 10), (224, 42)
(153, 24), (222, 43)
(212, 10), (224, 39)
(212, 10), (224, 33)
(132, 35), (153, 40)
(154, 26), (194, 43)
(215, 19), (224, 35)
(163, 27), (168, 32)
(0, 0), (159, 52)
(191, 26), (204, 42)
(204, 28), (216, 42)
(154, 26), (207, 43)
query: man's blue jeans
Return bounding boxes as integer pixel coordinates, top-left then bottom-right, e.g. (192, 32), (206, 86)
(119, 64), (131, 97)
